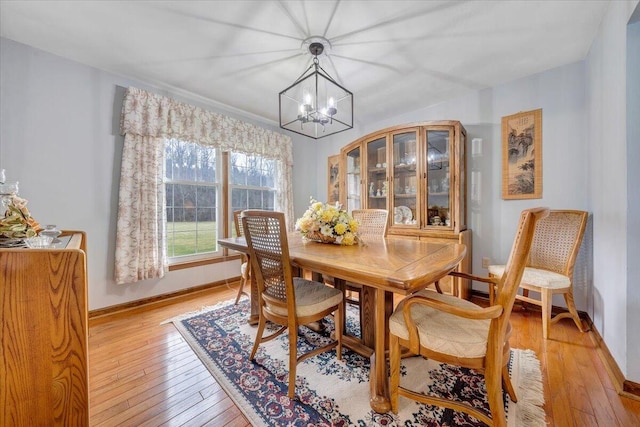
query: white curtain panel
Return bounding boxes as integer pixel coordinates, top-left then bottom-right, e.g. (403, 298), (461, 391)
(115, 87), (294, 284)
(114, 133), (167, 284)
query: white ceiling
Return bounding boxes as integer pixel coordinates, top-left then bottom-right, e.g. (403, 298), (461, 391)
(0, 1), (611, 127)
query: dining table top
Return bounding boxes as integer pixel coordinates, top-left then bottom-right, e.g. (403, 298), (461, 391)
(218, 233), (467, 295)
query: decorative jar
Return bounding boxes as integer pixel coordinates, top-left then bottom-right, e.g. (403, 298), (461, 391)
(40, 224), (62, 240)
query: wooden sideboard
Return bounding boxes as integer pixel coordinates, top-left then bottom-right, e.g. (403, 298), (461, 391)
(1, 231), (89, 426)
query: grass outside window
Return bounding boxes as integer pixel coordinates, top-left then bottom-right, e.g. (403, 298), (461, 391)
(167, 221), (218, 257)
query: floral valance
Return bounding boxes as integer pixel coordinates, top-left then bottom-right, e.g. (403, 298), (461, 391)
(120, 87), (293, 165)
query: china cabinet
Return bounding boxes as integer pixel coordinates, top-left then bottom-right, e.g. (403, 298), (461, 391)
(339, 121), (471, 298)
(1, 231), (89, 426)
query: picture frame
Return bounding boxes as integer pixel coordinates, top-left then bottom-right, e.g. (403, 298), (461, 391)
(327, 154), (340, 204)
(501, 108), (542, 199)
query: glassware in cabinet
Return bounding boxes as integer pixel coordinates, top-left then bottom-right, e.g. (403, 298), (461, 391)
(391, 130), (419, 226)
(344, 144), (361, 212)
(426, 129), (452, 228)
(365, 136), (387, 209)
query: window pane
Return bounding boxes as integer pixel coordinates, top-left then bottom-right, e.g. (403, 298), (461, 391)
(165, 139), (217, 183)
(247, 156), (261, 186)
(195, 144), (216, 182)
(231, 188), (247, 212)
(230, 152), (247, 185)
(165, 139), (219, 259)
(262, 158), (276, 187)
(230, 188), (275, 210)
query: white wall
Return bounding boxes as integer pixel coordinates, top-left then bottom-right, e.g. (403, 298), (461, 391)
(626, 11), (640, 383)
(585, 0), (639, 383)
(0, 37), (311, 311)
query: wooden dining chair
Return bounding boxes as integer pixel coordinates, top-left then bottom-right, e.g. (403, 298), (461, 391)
(241, 210), (343, 399)
(322, 209), (389, 338)
(488, 209), (589, 339)
(232, 210), (250, 305)
(389, 207), (549, 427)
(345, 209), (389, 302)
(352, 209), (389, 238)
(324, 208), (389, 304)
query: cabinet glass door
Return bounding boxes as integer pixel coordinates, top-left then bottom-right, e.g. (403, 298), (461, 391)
(345, 146), (361, 212)
(365, 136), (387, 210)
(426, 129), (452, 228)
(391, 131), (418, 227)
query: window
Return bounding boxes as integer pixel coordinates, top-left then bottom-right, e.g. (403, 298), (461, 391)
(165, 139), (220, 260)
(229, 151), (277, 236)
(164, 141), (277, 261)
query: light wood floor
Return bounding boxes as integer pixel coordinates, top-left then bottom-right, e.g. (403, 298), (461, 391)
(88, 282), (640, 426)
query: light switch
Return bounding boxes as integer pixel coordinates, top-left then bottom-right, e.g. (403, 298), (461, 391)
(472, 138), (482, 157)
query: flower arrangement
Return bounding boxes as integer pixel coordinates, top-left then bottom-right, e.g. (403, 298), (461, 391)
(295, 198), (359, 245)
(0, 196), (42, 238)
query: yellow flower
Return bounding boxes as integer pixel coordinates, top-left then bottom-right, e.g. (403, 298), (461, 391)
(320, 209), (335, 223)
(341, 232), (356, 245)
(297, 217), (315, 232)
(334, 222), (347, 235)
(348, 219), (359, 233)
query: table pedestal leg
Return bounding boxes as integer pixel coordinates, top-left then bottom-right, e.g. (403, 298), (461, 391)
(369, 287), (392, 413)
(360, 286), (393, 349)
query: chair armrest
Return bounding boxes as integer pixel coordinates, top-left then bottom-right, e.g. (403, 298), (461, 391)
(449, 271), (500, 303)
(403, 295), (503, 321)
(449, 271), (499, 285)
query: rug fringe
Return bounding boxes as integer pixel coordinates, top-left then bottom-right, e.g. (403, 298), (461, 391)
(514, 349), (547, 427)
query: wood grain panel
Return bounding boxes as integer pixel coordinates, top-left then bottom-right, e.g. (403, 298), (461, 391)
(1, 245), (88, 427)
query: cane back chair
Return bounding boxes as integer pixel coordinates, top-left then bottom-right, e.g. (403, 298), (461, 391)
(323, 209), (389, 338)
(389, 207), (549, 427)
(242, 210), (343, 399)
(488, 209), (589, 339)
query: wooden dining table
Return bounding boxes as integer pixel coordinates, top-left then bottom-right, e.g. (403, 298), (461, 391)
(218, 233), (466, 413)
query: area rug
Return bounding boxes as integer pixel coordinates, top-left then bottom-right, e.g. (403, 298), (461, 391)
(164, 299), (546, 426)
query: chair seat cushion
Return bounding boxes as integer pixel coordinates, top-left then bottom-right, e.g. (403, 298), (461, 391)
(389, 290), (490, 359)
(488, 265), (570, 290)
(268, 277), (343, 317)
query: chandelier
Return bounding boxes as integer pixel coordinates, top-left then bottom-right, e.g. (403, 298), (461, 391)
(279, 38), (353, 139)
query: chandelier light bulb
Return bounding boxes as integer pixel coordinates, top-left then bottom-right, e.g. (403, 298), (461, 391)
(303, 88), (312, 106)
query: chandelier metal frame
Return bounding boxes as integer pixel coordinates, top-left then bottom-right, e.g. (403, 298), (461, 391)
(279, 41), (353, 140)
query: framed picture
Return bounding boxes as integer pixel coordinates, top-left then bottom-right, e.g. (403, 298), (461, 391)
(501, 108), (542, 199)
(327, 154), (340, 204)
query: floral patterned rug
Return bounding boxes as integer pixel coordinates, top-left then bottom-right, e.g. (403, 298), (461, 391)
(164, 299), (546, 426)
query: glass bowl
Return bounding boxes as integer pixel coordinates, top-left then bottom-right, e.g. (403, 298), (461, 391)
(40, 225), (62, 240)
(24, 236), (53, 248)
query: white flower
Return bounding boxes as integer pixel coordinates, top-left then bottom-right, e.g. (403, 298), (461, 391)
(320, 224), (333, 236)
